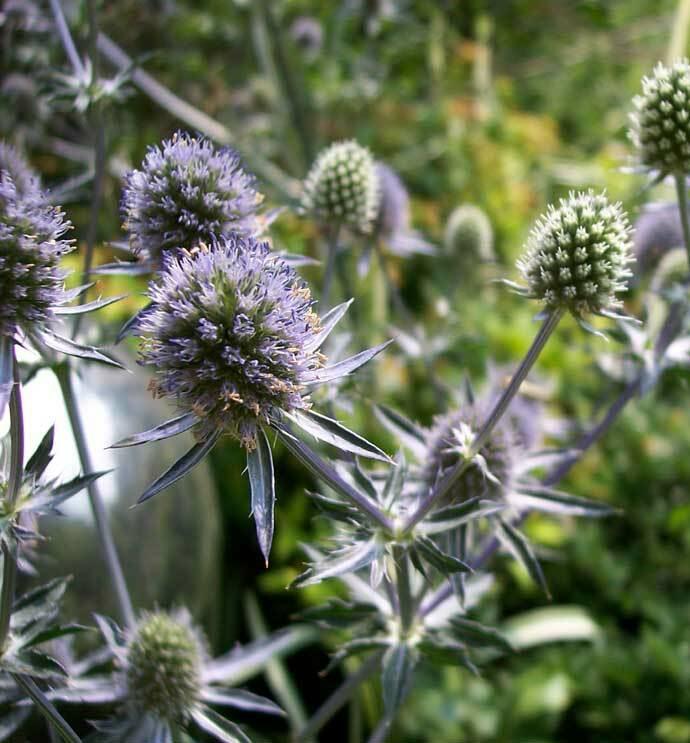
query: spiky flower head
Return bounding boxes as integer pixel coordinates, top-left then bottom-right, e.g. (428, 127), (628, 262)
(420, 407), (517, 507)
(121, 131), (263, 264)
(0, 141), (39, 197)
(516, 191), (633, 317)
(0, 171), (72, 339)
(301, 140), (380, 234)
(629, 60), (690, 175)
(444, 204), (494, 262)
(138, 236), (324, 448)
(125, 610), (203, 723)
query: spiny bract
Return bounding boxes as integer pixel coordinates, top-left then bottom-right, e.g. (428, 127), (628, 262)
(0, 141), (39, 197)
(0, 172), (72, 339)
(420, 407), (517, 507)
(138, 236), (324, 448)
(629, 59), (690, 175)
(121, 131), (263, 264)
(125, 611), (203, 722)
(516, 191), (633, 317)
(301, 140), (380, 233)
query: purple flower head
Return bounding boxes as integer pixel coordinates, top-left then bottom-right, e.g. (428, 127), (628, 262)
(122, 132), (264, 265)
(420, 405), (518, 507)
(138, 236), (324, 448)
(0, 171), (72, 339)
(0, 141), (40, 198)
(290, 15), (323, 56)
(632, 202), (684, 280)
(375, 162), (410, 239)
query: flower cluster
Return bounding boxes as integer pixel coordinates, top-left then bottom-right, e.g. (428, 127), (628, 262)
(629, 59), (690, 175)
(122, 131), (263, 264)
(0, 168), (72, 340)
(301, 140), (380, 234)
(138, 236), (324, 447)
(516, 190), (633, 317)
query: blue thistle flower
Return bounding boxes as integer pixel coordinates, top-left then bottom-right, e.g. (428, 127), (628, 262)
(138, 236), (323, 448)
(0, 141), (39, 197)
(0, 171), (72, 341)
(121, 131), (264, 265)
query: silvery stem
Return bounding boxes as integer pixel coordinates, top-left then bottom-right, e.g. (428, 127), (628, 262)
(56, 364), (135, 629)
(48, 0), (84, 77)
(295, 653), (382, 742)
(0, 353), (23, 650)
(13, 674), (81, 743)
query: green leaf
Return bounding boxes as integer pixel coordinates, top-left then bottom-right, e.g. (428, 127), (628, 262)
(415, 537), (472, 575)
(381, 643), (416, 715)
(381, 451), (406, 509)
(247, 428), (275, 565)
(293, 539), (382, 587)
(419, 497), (504, 535)
(25, 427), (55, 480)
(512, 484), (616, 517)
(449, 616), (513, 653)
(417, 638), (479, 674)
(110, 412), (198, 448)
(495, 517), (550, 596)
(192, 706), (252, 743)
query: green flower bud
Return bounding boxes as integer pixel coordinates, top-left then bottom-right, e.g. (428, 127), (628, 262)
(630, 59), (690, 175)
(516, 191), (633, 317)
(301, 140), (380, 233)
(444, 204), (494, 262)
(126, 611), (203, 722)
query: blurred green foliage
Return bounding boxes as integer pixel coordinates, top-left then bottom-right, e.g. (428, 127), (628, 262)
(4, 0), (690, 740)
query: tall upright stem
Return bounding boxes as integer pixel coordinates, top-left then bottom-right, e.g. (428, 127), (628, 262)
(56, 364), (135, 629)
(322, 224), (341, 308)
(393, 547), (414, 634)
(675, 174), (690, 267)
(0, 353), (23, 650)
(403, 309), (563, 532)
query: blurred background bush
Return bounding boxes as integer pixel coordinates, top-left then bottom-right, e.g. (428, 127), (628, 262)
(3, 1), (690, 740)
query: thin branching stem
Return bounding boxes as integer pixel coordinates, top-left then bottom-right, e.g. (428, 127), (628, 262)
(48, 0), (84, 77)
(675, 173), (690, 267)
(295, 653), (382, 742)
(55, 363), (135, 629)
(0, 353), (23, 650)
(13, 674), (81, 743)
(367, 713), (394, 743)
(403, 309), (563, 532)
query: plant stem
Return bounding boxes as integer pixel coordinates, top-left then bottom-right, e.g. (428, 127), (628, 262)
(295, 653), (382, 742)
(96, 33), (299, 199)
(55, 363), (135, 629)
(367, 714), (394, 743)
(0, 353), (23, 650)
(274, 425), (392, 531)
(675, 173), (690, 267)
(393, 547), (414, 634)
(13, 674), (81, 743)
(403, 309), (563, 532)
(48, 0), (84, 77)
(322, 224), (341, 308)
(73, 0), (106, 339)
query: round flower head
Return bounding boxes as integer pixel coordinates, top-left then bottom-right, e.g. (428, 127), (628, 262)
(126, 611), (204, 723)
(420, 407), (517, 507)
(0, 171), (72, 339)
(290, 15), (323, 56)
(375, 162), (410, 239)
(633, 202), (684, 280)
(629, 60), (690, 175)
(516, 191), (633, 318)
(301, 140), (380, 234)
(0, 141), (39, 197)
(138, 236), (324, 448)
(121, 131), (263, 264)
(444, 204), (494, 262)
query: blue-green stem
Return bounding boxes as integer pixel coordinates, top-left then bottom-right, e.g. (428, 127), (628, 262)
(0, 352), (23, 652)
(393, 547), (414, 635)
(403, 308), (563, 533)
(48, 0), (84, 77)
(13, 674), (81, 743)
(322, 224), (341, 308)
(295, 652), (382, 742)
(55, 363), (135, 629)
(675, 173), (690, 268)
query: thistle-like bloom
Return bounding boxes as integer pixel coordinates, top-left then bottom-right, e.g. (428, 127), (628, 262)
(121, 131), (263, 264)
(0, 141), (38, 197)
(444, 204), (495, 262)
(515, 191), (633, 318)
(138, 237), (323, 448)
(633, 202), (684, 280)
(629, 60), (690, 175)
(0, 173), (72, 341)
(91, 609), (285, 742)
(301, 140), (380, 234)
(374, 162), (434, 256)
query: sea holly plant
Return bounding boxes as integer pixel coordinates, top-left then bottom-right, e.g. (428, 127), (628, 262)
(112, 236), (391, 562)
